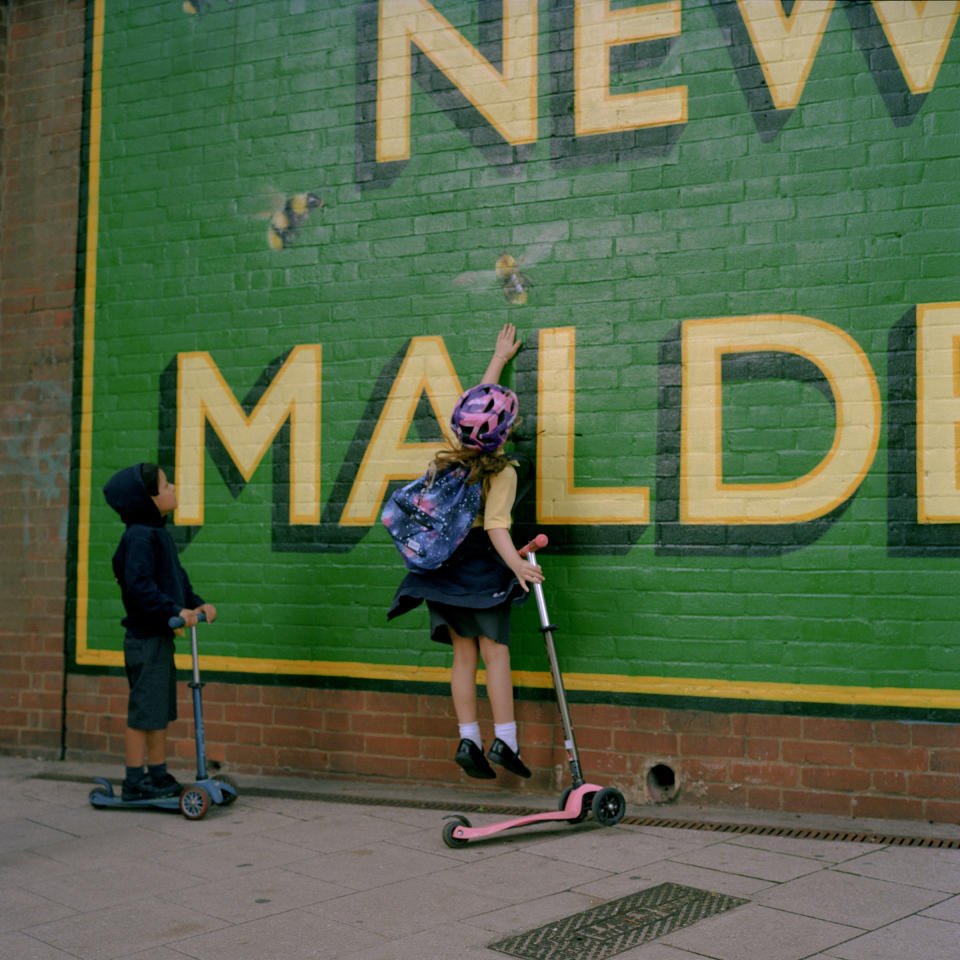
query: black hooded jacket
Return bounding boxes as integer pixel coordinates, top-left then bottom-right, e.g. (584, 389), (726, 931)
(103, 464), (204, 639)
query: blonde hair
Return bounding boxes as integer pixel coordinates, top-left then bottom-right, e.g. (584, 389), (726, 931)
(430, 444), (511, 497)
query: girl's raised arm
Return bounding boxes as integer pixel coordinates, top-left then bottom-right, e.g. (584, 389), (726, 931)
(481, 323), (521, 384)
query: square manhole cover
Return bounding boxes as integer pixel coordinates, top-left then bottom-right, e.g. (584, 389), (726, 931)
(489, 882), (748, 960)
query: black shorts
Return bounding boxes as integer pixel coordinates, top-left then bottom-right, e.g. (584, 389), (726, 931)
(124, 635), (177, 730)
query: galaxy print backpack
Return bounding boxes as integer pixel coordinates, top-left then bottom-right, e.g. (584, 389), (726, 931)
(381, 465), (482, 573)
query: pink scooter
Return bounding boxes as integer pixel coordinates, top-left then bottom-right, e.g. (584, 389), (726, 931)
(442, 534), (626, 847)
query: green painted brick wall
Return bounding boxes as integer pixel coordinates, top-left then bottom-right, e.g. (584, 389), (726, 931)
(73, 0), (960, 711)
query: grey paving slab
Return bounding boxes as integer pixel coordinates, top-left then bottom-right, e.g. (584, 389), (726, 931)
(0, 850), (76, 885)
(463, 889), (606, 936)
(920, 892), (960, 922)
(22, 861), (191, 914)
(24, 900), (228, 960)
(823, 914), (960, 960)
(614, 944), (716, 960)
(520, 824), (711, 873)
(661, 903), (861, 960)
(0, 888), (75, 934)
(719, 832), (884, 864)
(669, 839), (835, 883)
(152, 833), (317, 880)
(574, 860), (776, 901)
(286, 838), (459, 890)
(29, 823), (184, 871)
(0, 817), (77, 854)
(428, 849), (612, 901)
(161, 865), (352, 922)
(172, 909), (388, 960)
(107, 950), (201, 960)
(332, 920), (511, 960)
(257, 810), (426, 853)
(836, 845), (960, 893)
(305, 874), (510, 940)
(753, 868), (950, 929)
(0, 932), (80, 960)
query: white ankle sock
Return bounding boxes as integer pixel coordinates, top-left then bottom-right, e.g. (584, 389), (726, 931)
(494, 722), (518, 753)
(458, 722), (482, 748)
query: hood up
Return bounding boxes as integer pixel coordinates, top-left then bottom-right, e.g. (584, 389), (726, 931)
(103, 463), (164, 527)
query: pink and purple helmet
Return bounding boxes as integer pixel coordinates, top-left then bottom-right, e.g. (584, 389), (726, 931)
(450, 383), (519, 452)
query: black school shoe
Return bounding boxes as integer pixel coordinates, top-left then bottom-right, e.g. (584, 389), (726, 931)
(150, 771), (184, 796)
(487, 738), (532, 778)
(454, 738), (496, 779)
(121, 774), (182, 802)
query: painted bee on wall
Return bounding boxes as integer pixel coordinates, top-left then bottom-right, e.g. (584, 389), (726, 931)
(454, 223), (565, 305)
(258, 190), (324, 250)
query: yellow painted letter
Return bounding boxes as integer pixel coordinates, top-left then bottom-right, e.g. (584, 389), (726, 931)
(377, 0), (538, 162)
(340, 337), (463, 526)
(681, 316), (880, 524)
(175, 346), (322, 526)
(538, 327), (649, 524)
(575, 0), (686, 137)
(917, 302), (960, 522)
(872, 0), (960, 94)
(735, 0), (835, 110)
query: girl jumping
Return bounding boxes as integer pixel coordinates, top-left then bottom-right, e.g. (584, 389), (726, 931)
(387, 323), (543, 779)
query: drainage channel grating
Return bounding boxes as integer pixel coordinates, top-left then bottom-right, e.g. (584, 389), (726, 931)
(488, 882), (748, 960)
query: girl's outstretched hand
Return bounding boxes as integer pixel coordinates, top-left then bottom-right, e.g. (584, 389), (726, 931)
(493, 323), (521, 363)
(482, 323), (522, 383)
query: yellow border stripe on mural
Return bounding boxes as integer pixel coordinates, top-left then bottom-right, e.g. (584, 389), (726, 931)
(75, 646), (960, 711)
(75, 0), (105, 662)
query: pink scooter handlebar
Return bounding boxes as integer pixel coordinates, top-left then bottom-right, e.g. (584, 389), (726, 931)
(519, 534), (548, 558)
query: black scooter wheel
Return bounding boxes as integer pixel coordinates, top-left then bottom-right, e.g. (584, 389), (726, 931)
(442, 814), (471, 848)
(180, 785), (211, 820)
(591, 787), (626, 826)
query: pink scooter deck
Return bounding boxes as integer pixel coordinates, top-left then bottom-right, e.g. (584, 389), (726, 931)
(445, 783), (603, 843)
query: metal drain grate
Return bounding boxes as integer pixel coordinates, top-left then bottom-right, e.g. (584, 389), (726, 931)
(489, 882), (748, 960)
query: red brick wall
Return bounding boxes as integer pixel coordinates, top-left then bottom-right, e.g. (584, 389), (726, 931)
(0, 0), (84, 757)
(3, 1), (960, 828)
(61, 679), (960, 823)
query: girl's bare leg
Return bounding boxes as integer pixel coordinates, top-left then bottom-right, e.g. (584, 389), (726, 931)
(449, 630), (480, 723)
(479, 634), (514, 725)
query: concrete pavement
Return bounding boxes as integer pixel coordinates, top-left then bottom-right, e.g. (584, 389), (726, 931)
(2, 754), (960, 960)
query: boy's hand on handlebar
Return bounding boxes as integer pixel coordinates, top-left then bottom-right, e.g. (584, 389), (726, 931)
(197, 603), (217, 624)
(178, 608), (199, 628)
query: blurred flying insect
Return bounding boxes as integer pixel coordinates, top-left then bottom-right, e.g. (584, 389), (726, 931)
(258, 190), (324, 250)
(183, 0), (233, 14)
(454, 223), (565, 306)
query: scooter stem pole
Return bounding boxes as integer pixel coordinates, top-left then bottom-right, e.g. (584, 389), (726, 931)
(529, 551), (584, 788)
(189, 624), (207, 781)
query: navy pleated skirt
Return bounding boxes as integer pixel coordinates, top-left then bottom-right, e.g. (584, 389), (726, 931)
(387, 528), (528, 645)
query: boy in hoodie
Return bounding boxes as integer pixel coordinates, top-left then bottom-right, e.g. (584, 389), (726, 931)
(103, 462), (217, 801)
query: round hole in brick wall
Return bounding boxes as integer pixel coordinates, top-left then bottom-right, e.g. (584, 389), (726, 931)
(646, 762), (679, 803)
